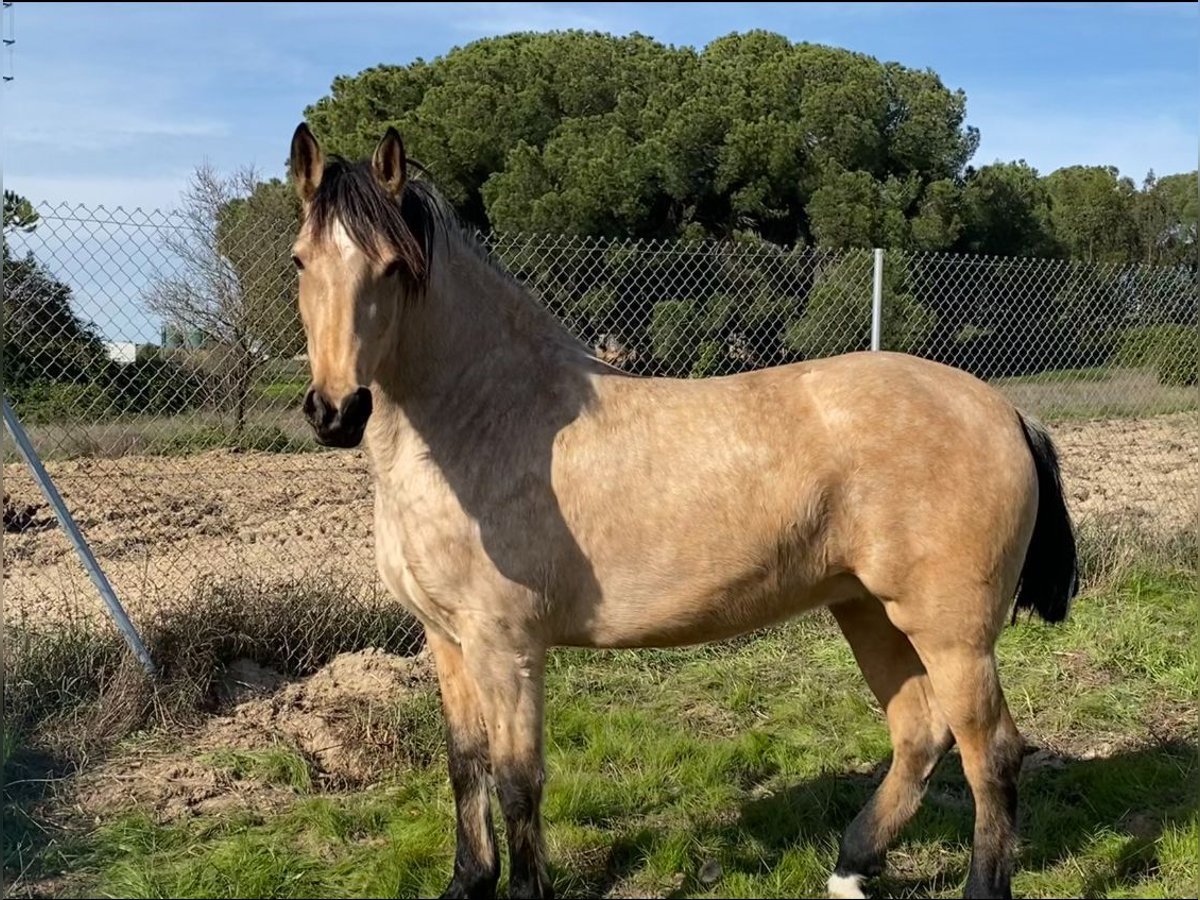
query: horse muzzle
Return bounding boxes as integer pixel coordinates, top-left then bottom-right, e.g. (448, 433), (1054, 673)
(304, 386), (373, 448)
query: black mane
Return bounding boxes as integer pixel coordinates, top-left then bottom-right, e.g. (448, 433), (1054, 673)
(307, 156), (443, 289)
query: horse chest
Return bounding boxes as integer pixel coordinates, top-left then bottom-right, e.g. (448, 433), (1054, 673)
(372, 489), (470, 641)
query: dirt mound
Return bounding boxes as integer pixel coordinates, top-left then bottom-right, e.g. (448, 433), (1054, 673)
(204, 649), (435, 785)
(75, 649), (436, 823)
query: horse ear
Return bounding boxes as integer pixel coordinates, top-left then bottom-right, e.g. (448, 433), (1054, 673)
(372, 127), (407, 197)
(290, 123), (324, 203)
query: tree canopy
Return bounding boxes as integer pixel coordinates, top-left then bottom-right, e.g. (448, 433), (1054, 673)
(4, 190), (40, 236)
(305, 30), (980, 247)
(285, 30), (1200, 382)
(3, 192), (108, 392)
(301, 29), (1195, 265)
(13, 31), (1189, 417)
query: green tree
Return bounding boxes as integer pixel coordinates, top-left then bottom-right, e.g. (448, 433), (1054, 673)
(909, 179), (964, 251)
(803, 167), (931, 251)
(3, 193), (113, 421)
(806, 169), (882, 249)
(305, 30), (979, 246)
(957, 161), (1057, 258)
(1135, 170), (1198, 267)
(785, 251), (935, 358)
(3, 190), (39, 235)
(3, 244), (110, 390)
(1043, 165), (1138, 264)
(217, 178), (304, 359)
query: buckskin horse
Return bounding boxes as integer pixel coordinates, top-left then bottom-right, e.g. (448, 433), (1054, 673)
(286, 123), (1078, 900)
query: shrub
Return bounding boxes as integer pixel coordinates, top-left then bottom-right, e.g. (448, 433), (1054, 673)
(11, 381), (113, 424)
(1155, 328), (1198, 387)
(649, 299), (699, 373)
(1117, 325), (1198, 386)
(1117, 326), (1166, 368)
(109, 353), (206, 415)
(690, 340), (723, 378)
(785, 252), (936, 359)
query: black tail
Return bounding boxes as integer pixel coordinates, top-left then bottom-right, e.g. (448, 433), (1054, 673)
(1012, 413), (1079, 625)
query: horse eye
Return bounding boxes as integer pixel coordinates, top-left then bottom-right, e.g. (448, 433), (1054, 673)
(384, 260), (403, 278)
(292, 255), (304, 271)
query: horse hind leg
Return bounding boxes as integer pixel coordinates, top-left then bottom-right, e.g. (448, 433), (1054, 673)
(826, 596), (955, 900)
(907, 629), (1025, 900)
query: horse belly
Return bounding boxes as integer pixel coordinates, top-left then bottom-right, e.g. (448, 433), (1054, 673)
(562, 555), (862, 650)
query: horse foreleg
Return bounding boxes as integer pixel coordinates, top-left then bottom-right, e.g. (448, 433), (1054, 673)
(462, 634), (553, 900)
(428, 631), (500, 900)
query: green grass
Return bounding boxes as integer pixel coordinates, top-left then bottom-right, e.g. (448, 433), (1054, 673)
(1001, 366), (1114, 385)
(993, 366), (1198, 422)
(199, 747), (316, 794)
(27, 565), (1195, 899)
(143, 422), (315, 456)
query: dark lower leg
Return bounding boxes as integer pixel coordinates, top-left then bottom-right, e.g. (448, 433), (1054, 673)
(465, 639), (552, 900)
(834, 721), (954, 880)
(912, 638), (1026, 900)
(428, 633), (499, 900)
(496, 761), (552, 900)
(443, 727), (499, 899)
(961, 718), (1024, 900)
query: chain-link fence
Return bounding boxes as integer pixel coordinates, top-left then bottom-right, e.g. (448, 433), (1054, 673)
(3, 203), (1197, 653)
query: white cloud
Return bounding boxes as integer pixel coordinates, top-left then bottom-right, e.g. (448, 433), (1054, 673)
(11, 112), (229, 152)
(6, 173), (191, 212)
(5, 54), (230, 153)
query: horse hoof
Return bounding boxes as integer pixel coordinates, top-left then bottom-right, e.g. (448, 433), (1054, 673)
(506, 879), (554, 900)
(436, 881), (482, 900)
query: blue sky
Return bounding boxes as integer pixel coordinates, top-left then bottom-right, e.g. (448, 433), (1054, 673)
(2, 2), (1197, 343)
(4, 1), (1197, 210)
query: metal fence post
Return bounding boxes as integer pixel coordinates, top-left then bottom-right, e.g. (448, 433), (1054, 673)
(2, 397), (158, 677)
(870, 247), (884, 351)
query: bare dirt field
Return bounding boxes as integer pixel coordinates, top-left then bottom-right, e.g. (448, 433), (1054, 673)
(4, 411), (1196, 628)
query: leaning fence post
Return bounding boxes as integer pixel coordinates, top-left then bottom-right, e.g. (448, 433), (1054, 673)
(2, 396), (158, 677)
(870, 247), (884, 351)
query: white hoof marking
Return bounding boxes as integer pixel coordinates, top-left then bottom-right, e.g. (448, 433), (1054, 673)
(827, 871), (866, 899)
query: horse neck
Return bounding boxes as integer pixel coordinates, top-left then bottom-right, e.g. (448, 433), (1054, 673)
(366, 231), (596, 477)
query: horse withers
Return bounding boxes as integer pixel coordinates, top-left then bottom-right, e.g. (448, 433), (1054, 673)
(286, 122), (1078, 900)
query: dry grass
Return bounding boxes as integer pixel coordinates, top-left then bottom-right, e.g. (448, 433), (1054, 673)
(4, 575), (423, 764)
